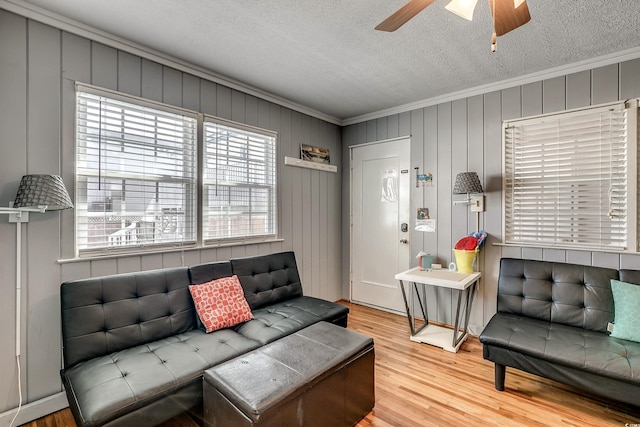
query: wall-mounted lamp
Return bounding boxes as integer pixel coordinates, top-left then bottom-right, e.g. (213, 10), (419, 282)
(2, 175), (72, 427)
(452, 172), (484, 231)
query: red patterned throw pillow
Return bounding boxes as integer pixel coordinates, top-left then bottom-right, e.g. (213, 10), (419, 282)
(189, 275), (253, 333)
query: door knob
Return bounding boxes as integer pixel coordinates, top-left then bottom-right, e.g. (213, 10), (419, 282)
(400, 239), (408, 244)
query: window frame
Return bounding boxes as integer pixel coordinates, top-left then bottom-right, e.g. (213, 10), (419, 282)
(501, 99), (638, 252)
(73, 84), (280, 258)
(202, 117), (278, 245)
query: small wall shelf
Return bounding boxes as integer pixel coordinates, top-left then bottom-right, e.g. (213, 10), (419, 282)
(284, 156), (337, 173)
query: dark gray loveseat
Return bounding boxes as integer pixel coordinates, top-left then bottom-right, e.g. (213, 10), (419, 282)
(60, 251), (348, 427)
(479, 258), (640, 407)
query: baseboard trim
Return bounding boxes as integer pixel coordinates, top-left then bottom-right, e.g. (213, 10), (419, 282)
(348, 299), (406, 317)
(0, 392), (68, 426)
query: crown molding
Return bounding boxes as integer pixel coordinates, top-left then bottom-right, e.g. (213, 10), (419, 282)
(342, 46), (640, 126)
(0, 0), (342, 126)
(4, 0), (640, 128)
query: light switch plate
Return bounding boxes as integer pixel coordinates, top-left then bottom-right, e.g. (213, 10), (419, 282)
(470, 194), (484, 212)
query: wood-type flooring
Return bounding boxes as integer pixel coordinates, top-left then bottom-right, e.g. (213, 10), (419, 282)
(21, 301), (640, 426)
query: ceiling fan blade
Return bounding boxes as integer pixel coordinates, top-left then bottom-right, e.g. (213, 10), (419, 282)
(375, 0), (437, 32)
(489, 0), (531, 37)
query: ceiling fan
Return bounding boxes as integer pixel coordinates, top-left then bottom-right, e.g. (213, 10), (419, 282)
(375, 0), (531, 51)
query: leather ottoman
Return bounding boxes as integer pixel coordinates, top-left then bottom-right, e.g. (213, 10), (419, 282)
(203, 321), (375, 426)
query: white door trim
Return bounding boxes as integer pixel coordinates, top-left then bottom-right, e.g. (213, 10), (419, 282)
(349, 136), (411, 312)
(348, 135), (412, 150)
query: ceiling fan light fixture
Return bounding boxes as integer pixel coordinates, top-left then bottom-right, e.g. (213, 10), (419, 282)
(445, 0), (479, 21)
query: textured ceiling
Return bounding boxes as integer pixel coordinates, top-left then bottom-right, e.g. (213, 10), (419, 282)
(17, 0), (640, 122)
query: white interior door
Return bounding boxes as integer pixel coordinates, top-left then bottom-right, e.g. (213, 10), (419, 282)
(351, 138), (410, 313)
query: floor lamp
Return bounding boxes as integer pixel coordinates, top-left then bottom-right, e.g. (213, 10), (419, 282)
(0, 174), (73, 427)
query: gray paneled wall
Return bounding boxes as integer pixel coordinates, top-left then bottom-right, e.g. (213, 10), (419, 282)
(341, 56), (640, 335)
(3, 4), (640, 424)
(0, 9), (341, 420)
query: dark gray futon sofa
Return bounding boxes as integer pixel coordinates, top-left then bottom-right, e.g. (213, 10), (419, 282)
(479, 258), (640, 407)
(60, 251), (349, 427)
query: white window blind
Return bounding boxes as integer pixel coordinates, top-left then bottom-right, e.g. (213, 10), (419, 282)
(203, 119), (277, 243)
(503, 101), (636, 251)
(75, 86), (198, 254)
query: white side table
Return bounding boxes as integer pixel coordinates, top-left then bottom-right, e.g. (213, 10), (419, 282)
(394, 267), (481, 353)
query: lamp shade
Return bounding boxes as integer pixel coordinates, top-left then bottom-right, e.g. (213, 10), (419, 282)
(453, 172), (483, 194)
(13, 174), (73, 210)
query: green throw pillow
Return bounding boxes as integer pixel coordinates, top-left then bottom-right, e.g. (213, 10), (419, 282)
(610, 279), (640, 343)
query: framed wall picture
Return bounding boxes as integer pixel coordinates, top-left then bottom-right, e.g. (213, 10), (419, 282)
(301, 144), (330, 164)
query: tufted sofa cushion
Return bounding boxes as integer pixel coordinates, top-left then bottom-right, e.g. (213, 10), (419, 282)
(194, 252), (349, 343)
(230, 251), (303, 310)
(619, 269), (640, 285)
(188, 260), (233, 286)
(61, 267), (194, 368)
(62, 328), (261, 427)
(480, 258), (640, 407)
(496, 258), (617, 333)
(61, 251), (349, 426)
(480, 312), (640, 384)
(235, 296), (350, 345)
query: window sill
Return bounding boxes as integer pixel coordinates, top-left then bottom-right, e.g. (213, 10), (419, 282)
(57, 238), (285, 264)
(493, 242), (631, 254)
